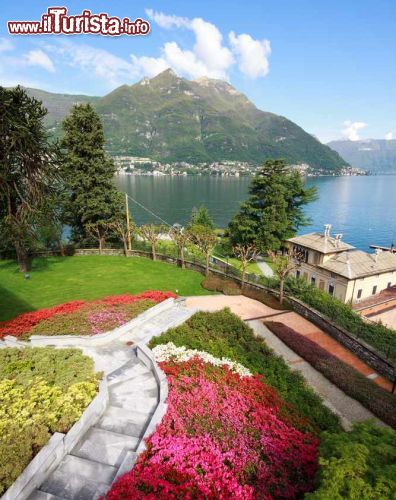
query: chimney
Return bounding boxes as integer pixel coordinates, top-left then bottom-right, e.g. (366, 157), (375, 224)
(334, 234), (343, 248)
(374, 248), (382, 263)
(324, 224), (331, 238)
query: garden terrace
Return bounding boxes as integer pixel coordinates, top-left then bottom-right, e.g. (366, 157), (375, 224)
(0, 291), (175, 339)
(0, 256), (210, 322)
(149, 308), (341, 433)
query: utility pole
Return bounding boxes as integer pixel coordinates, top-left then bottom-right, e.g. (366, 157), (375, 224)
(125, 193), (132, 252)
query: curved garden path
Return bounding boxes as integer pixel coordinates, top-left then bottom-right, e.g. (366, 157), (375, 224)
(185, 295), (389, 429)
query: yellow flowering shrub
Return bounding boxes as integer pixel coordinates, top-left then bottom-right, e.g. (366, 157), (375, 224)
(0, 348), (99, 494)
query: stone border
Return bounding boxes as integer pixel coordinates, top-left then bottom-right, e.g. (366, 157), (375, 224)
(2, 380), (108, 500)
(1, 298), (175, 348)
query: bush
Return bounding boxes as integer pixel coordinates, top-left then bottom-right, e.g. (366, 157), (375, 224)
(307, 422), (396, 498)
(222, 282), (241, 295)
(149, 309), (341, 433)
(242, 285), (291, 311)
(63, 243), (75, 256)
(0, 347), (99, 494)
(286, 277), (396, 363)
(265, 321), (396, 428)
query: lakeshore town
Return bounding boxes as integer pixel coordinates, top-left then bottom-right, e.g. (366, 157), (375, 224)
(114, 155), (368, 177)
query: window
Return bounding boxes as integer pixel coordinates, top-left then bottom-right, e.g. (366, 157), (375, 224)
(311, 275), (316, 285)
(357, 289), (362, 299)
(296, 270), (301, 279)
(328, 283), (335, 296)
(372, 285), (377, 295)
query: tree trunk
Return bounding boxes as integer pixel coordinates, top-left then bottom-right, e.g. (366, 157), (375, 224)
(152, 243), (156, 261)
(279, 278), (285, 305)
(123, 238), (128, 256)
(241, 266), (246, 288)
(99, 237), (105, 255)
(59, 240), (65, 257)
(180, 246), (185, 269)
(205, 252), (210, 276)
(15, 243), (29, 272)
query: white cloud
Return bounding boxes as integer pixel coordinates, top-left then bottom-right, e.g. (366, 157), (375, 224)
(47, 41), (139, 87)
(130, 54), (168, 78)
(342, 120), (367, 141)
(26, 49), (55, 73)
(385, 131), (394, 140)
(145, 9), (272, 80)
(229, 32), (271, 78)
(145, 9), (189, 29)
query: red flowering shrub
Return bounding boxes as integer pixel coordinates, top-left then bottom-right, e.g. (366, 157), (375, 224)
(108, 358), (319, 499)
(0, 291), (176, 339)
(0, 301), (85, 338)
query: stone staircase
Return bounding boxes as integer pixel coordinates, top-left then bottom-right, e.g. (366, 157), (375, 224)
(29, 353), (159, 500)
(3, 300), (196, 500)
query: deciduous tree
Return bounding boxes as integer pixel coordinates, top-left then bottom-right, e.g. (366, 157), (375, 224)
(169, 226), (190, 268)
(233, 243), (257, 287)
(139, 224), (166, 261)
(189, 224), (217, 276)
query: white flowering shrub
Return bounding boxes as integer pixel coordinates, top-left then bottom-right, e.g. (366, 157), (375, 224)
(152, 342), (252, 378)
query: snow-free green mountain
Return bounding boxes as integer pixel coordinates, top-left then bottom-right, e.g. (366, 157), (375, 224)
(26, 69), (348, 170)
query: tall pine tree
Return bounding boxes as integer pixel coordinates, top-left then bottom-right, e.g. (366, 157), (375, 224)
(61, 104), (123, 245)
(229, 159), (317, 253)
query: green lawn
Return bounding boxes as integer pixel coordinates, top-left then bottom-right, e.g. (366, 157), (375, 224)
(0, 256), (211, 321)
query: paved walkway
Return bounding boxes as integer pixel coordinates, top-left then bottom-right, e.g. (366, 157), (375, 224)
(249, 320), (384, 429)
(185, 295), (392, 391)
(255, 256), (274, 277)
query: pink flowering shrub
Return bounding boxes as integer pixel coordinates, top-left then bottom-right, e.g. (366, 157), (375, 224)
(108, 358), (319, 499)
(0, 291), (176, 338)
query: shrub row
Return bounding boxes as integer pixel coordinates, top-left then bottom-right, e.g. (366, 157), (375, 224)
(265, 321), (396, 428)
(149, 309), (341, 433)
(201, 275), (241, 295)
(285, 277), (396, 363)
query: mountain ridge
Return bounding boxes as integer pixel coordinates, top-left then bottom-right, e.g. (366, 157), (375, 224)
(328, 139), (396, 173)
(24, 69), (348, 171)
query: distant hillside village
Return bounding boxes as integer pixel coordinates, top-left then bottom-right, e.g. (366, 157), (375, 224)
(113, 155), (367, 177)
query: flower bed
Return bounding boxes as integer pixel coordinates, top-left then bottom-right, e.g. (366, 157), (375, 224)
(108, 353), (319, 499)
(0, 291), (176, 339)
(265, 321), (396, 429)
(0, 347), (100, 494)
(149, 309), (341, 433)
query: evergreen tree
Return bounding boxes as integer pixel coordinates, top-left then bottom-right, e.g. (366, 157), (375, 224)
(0, 86), (60, 271)
(188, 206), (215, 230)
(61, 104), (123, 244)
(229, 159), (317, 253)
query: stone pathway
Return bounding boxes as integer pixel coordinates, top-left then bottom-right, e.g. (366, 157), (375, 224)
(185, 295), (390, 428)
(27, 301), (196, 500)
(185, 295), (392, 391)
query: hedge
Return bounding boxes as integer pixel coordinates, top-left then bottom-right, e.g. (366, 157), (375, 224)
(285, 277), (396, 363)
(265, 321), (396, 428)
(149, 309), (341, 434)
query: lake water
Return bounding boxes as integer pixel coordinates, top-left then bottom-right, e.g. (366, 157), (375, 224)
(114, 174), (396, 252)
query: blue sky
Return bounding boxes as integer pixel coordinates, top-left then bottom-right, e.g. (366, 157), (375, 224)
(1, 0), (395, 143)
